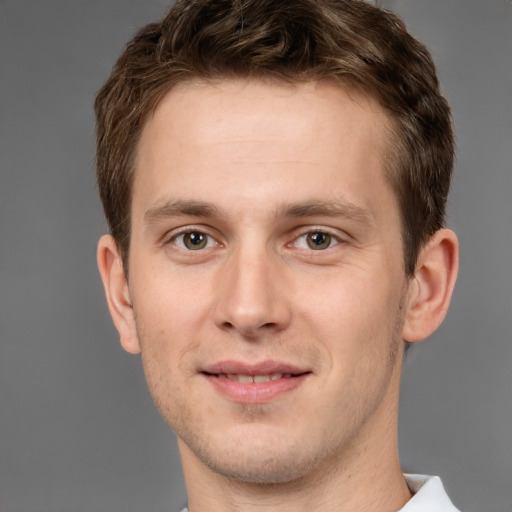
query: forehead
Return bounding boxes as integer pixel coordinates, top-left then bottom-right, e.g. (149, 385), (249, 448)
(141, 78), (391, 149)
(133, 78), (395, 217)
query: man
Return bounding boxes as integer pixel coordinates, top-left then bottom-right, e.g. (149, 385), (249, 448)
(95, 0), (460, 510)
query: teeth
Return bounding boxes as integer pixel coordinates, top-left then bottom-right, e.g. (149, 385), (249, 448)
(224, 373), (285, 383)
(253, 375), (270, 383)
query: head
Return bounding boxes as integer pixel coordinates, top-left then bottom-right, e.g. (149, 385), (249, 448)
(95, 0), (454, 277)
(95, 0), (458, 496)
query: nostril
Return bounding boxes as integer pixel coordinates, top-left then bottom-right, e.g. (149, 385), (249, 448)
(213, 292), (292, 336)
(218, 320), (279, 339)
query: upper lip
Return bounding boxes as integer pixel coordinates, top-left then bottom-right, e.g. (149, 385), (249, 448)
(202, 360), (311, 376)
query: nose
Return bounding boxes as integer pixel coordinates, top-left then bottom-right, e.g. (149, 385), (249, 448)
(212, 246), (292, 339)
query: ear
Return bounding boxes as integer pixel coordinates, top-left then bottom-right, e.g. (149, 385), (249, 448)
(402, 229), (459, 343)
(97, 234), (141, 354)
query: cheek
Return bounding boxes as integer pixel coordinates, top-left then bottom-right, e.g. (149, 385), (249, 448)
(298, 268), (395, 329)
(134, 293), (198, 425)
(294, 268), (403, 367)
(132, 264), (211, 334)
(139, 343), (195, 436)
(130, 266), (216, 384)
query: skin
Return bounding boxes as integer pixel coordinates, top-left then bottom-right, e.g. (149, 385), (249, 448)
(98, 79), (458, 512)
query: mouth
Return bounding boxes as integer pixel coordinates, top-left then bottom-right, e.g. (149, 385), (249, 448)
(201, 362), (311, 403)
(203, 372), (299, 383)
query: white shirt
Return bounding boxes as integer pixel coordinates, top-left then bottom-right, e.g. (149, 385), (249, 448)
(180, 474), (461, 512)
(399, 474), (461, 511)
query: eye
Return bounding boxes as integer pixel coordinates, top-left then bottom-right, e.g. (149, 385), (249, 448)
(295, 231), (339, 250)
(173, 231), (215, 250)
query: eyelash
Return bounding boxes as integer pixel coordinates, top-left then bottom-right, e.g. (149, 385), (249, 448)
(166, 227), (343, 254)
(293, 230), (342, 251)
(169, 229), (219, 251)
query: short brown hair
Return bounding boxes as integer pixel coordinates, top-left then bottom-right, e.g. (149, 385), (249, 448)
(95, 0), (454, 275)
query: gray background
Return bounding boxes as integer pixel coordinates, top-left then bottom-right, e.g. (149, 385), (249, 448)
(0, 1), (510, 511)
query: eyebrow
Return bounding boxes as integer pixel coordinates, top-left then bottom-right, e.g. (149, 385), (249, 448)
(144, 200), (221, 223)
(143, 198), (374, 225)
(277, 199), (374, 224)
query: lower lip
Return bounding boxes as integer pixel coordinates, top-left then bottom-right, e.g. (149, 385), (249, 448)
(203, 374), (310, 403)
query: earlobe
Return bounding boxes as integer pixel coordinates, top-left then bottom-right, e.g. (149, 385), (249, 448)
(97, 235), (141, 354)
(402, 229), (459, 343)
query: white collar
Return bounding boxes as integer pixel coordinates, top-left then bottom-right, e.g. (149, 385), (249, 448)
(399, 474), (461, 511)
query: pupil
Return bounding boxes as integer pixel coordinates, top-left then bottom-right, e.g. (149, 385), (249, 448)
(185, 232), (206, 249)
(308, 232), (331, 250)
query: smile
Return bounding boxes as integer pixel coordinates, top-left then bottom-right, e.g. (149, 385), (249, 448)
(201, 362), (311, 403)
(215, 373), (294, 383)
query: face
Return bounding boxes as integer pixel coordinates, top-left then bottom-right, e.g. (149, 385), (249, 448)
(124, 79), (410, 484)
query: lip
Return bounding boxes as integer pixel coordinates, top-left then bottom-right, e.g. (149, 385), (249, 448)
(203, 360), (309, 376)
(201, 360), (311, 404)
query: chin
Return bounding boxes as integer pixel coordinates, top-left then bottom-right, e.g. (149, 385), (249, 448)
(201, 448), (321, 485)
(177, 421), (336, 485)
